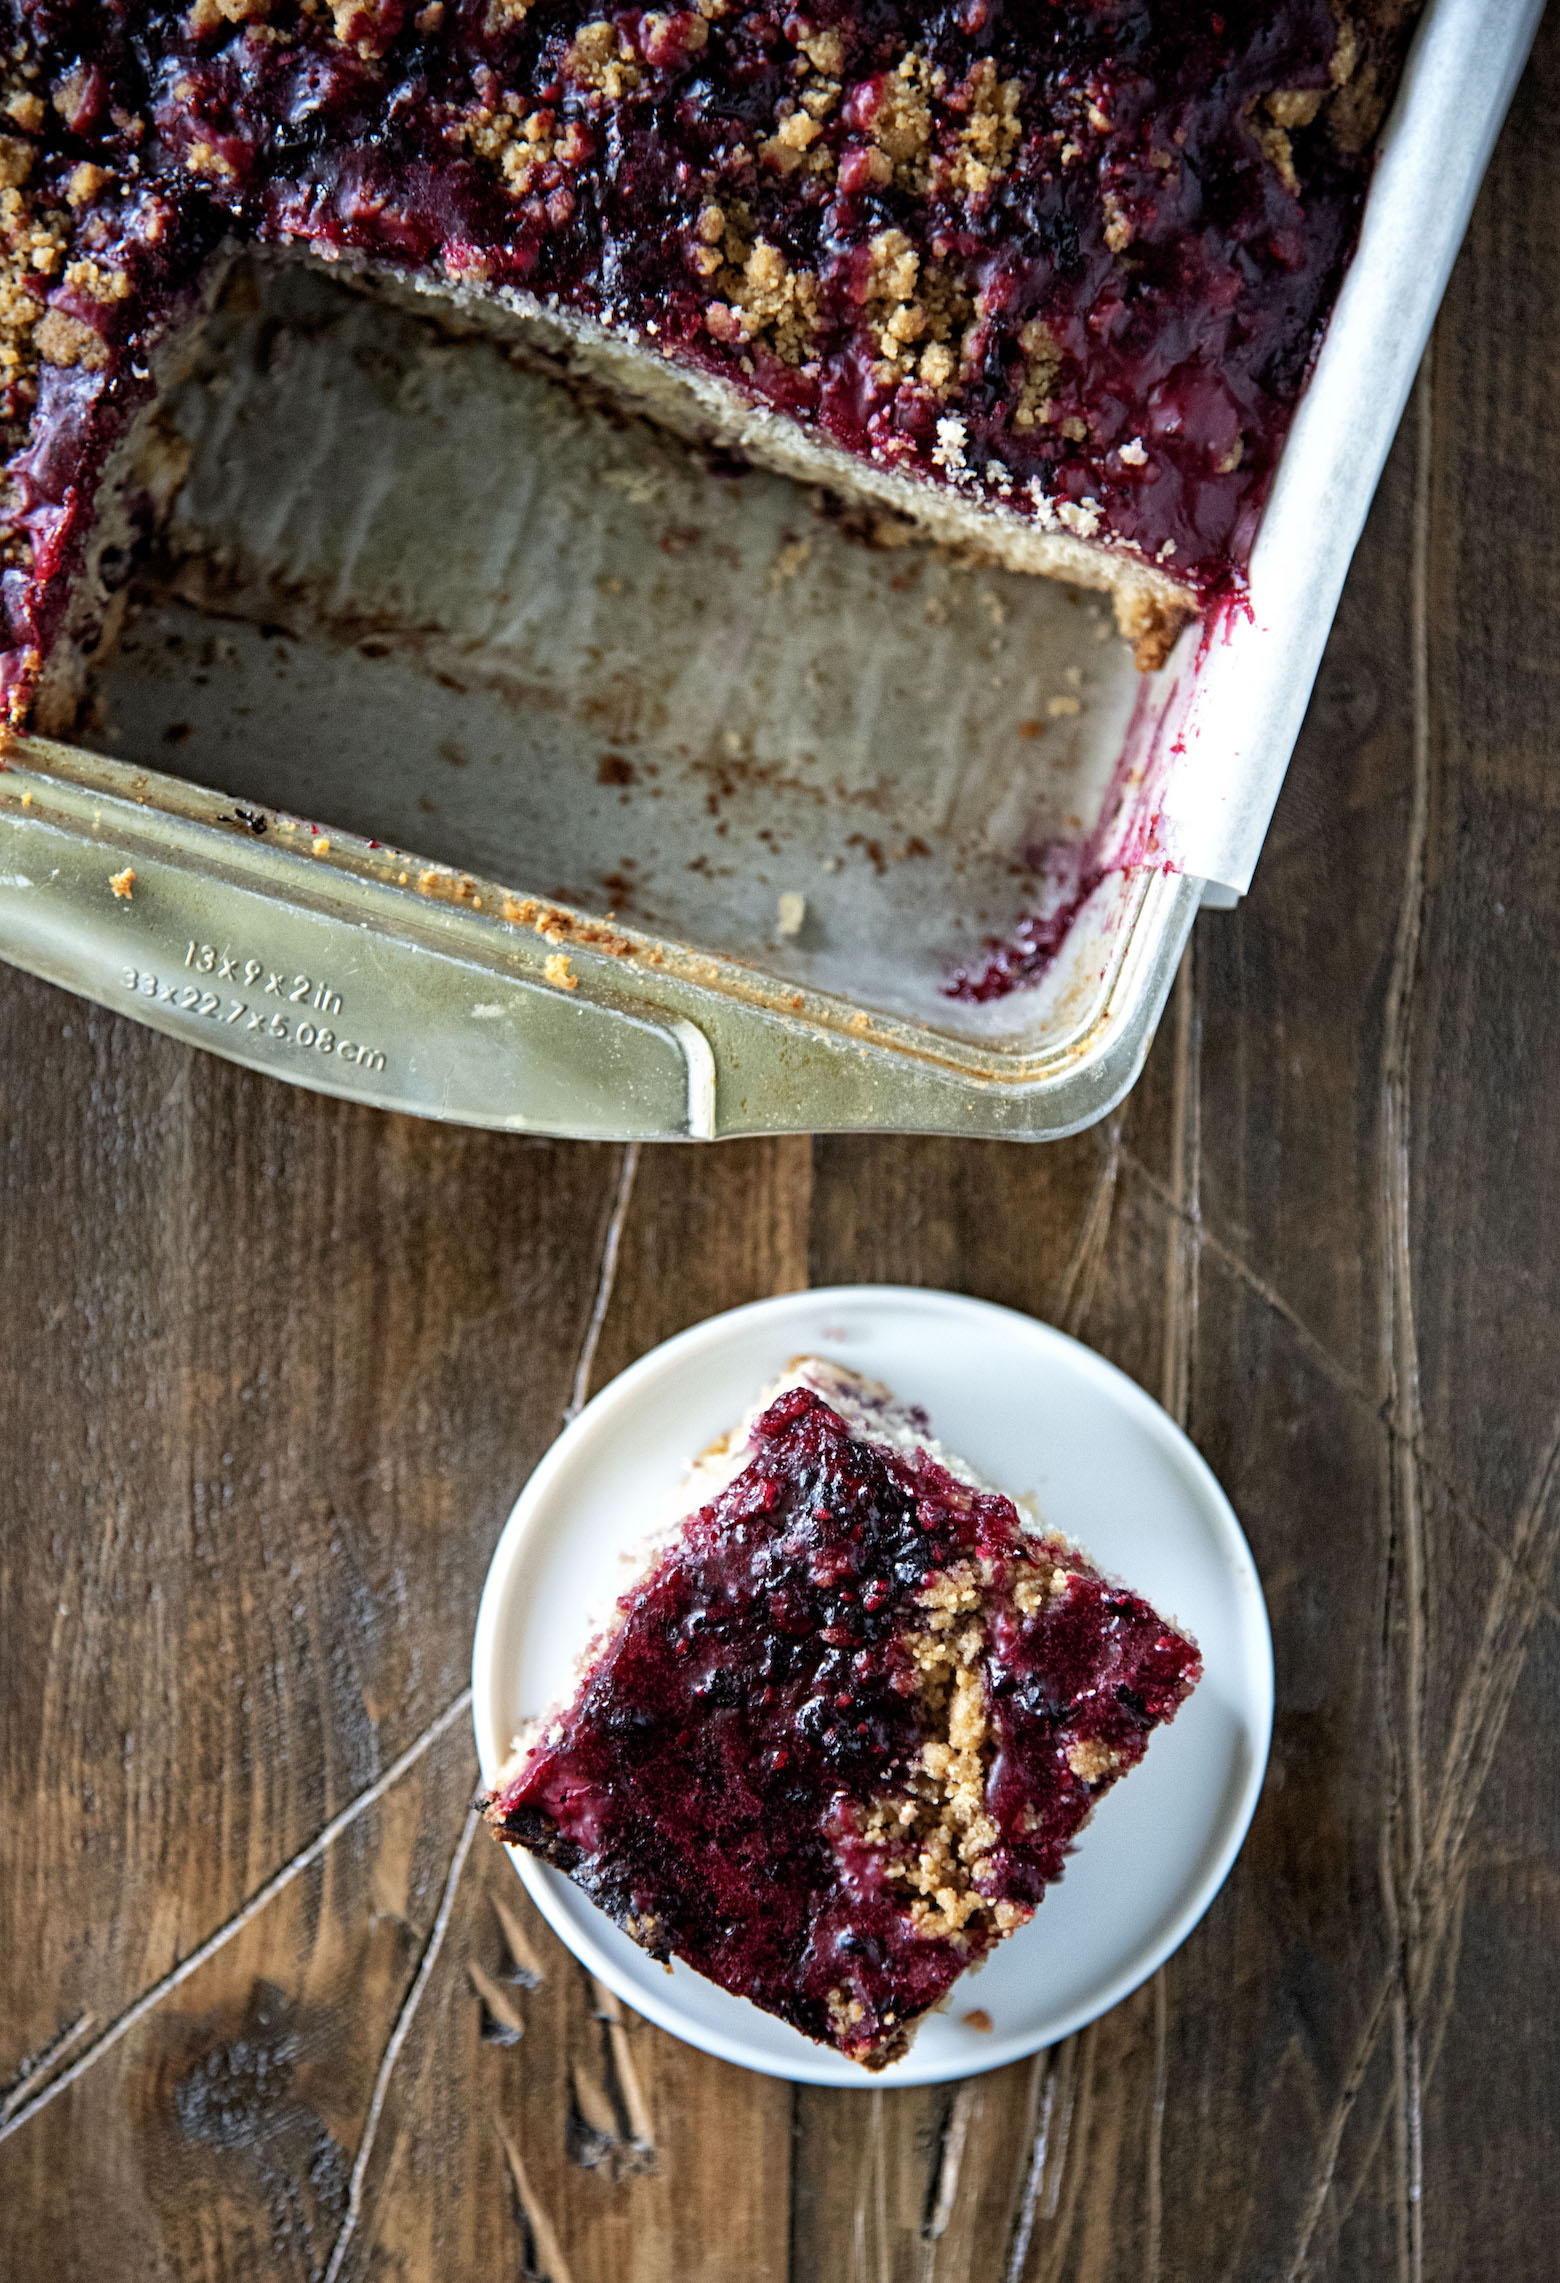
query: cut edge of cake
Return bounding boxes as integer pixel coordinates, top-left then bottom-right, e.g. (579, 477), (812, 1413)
(387, 270), (1200, 672)
(28, 309), (215, 737)
(24, 244), (1194, 745)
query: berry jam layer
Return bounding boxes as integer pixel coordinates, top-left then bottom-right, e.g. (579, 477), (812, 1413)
(0, 2), (1416, 724)
(484, 1364), (1200, 2068)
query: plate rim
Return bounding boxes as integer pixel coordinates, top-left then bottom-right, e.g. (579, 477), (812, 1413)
(471, 1283), (1274, 2087)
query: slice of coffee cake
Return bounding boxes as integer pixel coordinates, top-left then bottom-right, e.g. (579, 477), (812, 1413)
(483, 1359), (1200, 2068)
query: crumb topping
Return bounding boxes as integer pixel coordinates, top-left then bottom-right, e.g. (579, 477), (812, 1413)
(863, 51), (934, 191)
(860, 1558), (1071, 1943)
(1066, 1735), (1123, 1783)
(462, 100), (589, 205)
(1011, 319), (1062, 434)
(795, 26), (843, 79)
(826, 1986), (866, 2037)
(948, 58), (1023, 201)
(856, 229), (972, 401)
(563, 20), (643, 100)
(702, 203), (820, 366)
(189, 0), (274, 30)
(0, 92), (69, 412)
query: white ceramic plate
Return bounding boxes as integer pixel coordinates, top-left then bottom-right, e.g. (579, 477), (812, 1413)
(471, 1286), (1273, 2087)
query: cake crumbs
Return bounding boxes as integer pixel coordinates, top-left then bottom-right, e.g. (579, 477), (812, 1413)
(108, 864), (134, 898)
(543, 951), (577, 989)
(769, 535), (811, 587)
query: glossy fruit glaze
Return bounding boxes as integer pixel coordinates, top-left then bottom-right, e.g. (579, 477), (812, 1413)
(0, 2), (1392, 721)
(486, 1385), (1200, 2065)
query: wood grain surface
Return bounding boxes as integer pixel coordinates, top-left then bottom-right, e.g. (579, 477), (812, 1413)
(4, 21), (1560, 2280)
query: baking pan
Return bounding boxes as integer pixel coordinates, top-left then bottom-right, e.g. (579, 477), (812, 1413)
(0, 0), (1538, 1142)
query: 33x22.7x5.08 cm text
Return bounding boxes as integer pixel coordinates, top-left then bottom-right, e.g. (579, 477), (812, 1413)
(119, 969), (387, 1073)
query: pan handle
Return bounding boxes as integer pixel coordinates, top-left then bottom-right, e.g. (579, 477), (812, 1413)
(0, 767), (713, 1139)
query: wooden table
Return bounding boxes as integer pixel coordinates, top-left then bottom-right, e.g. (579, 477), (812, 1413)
(5, 24), (1560, 2279)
